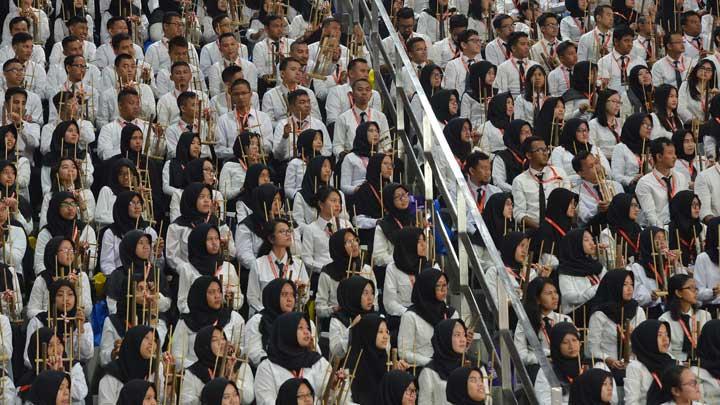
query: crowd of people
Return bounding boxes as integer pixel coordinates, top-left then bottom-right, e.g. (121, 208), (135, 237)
(4, 0), (720, 403)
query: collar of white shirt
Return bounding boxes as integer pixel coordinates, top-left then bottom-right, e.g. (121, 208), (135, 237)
(269, 249), (288, 265)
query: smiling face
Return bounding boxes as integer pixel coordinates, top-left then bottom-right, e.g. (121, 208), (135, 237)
(375, 321), (390, 350)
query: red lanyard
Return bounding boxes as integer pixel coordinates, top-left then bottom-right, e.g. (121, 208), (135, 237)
(679, 159), (695, 179)
(678, 315), (698, 349)
(587, 275), (600, 285)
(236, 109), (250, 131)
(505, 266), (524, 282)
(530, 167), (562, 184)
(582, 182), (601, 202)
(573, 18), (585, 35)
(667, 56), (686, 73)
(509, 149), (526, 166)
(562, 67), (571, 89)
(652, 171), (677, 198)
(617, 229), (639, 252)
(369, 184), (382, 208)
(292, 369), (304, 378)
(267, 256), (286, 279)
(651, 372), (662, 388)
(544, 217), (567, 237)
(594, 30), (611, 52)
(648, 263), (666, 288)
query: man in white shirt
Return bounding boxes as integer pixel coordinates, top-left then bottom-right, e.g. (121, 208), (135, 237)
(157, 61), (210, 127)
(495, 31), (538, 97)
(652, 31), (693, 88)
(530, 13), (560, 73)
(94, 17), (144, 71)
(145, 11), (199, 73)
(41, 91), (95, 154)
(3, 33), (46, 99)
(209, 65), (260, 118)
(217, 78), (273, 158)
(577, 5), (613, 63)
(272, 89), (331, 161)
(208, 33), (258, 97)
(400, 37), (431, 99)
(598, 26), (646, 95)
(47, 54), (101, 124)
(572, 151), (622, 229)
(253, 15), (293, 87)
(48, 16), (96, 66)
(199, 13), (249, 77)
(429, 14), (467, 69)
(0, 16), (45, 66)
(548, 41), (577, 97)
(631, 16), (659, 65)
(333, 78), (390, 157)
(163, 91), (209, 158)
(512, 135), (569, 229)
(381, 7), (432, 66)
(155, 37), (205, 98)
(682, 11), (707, 60)
(694, 146), (720, 223)
(466, 151), (502, 212)
(325, 58), (383, 127)
(443, 29), (483, 95)
(97, 54), (155, 128)
(100, 33), (156, 94)
(635, 137), (690, 227)
(485, 14), (514, 66)
(0, 58), (42, 125)
(1, 87), (39, 160)
(261, 57), (321, 128)
(46, 37), (102, 98)
(294, 40), (335, 101)
(97, 88), (149, 160)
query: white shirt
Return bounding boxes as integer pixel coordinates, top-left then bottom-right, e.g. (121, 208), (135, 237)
(255, 358), (330, 405)
(577, 28), (613, 63)
(333, 106), (390, 157)
(145, 38), (199, 73)
(550, 145), (611, 187)
(261, 84), (321, 127)
(216, 108), (274, 159)
(383, 262), (416, 317)
(271, 115), (330, 161)
(398, 309), (459, 367)
(678, 81), (707, 123)
(494, 57), (539, 97)
(659, 308), (711, 361)
(429, 37), (460, 69)
(324, 83), (382, 124)
(96, 118), (149, 160)
(171, 313), (245, 368)
(0, 60), (46, 99)
(695, 164), (720, 219)
(180, 360), (254, 405)
(511, 165), (570, 224)
(597, 50), (646, 95)
(530, 38), (560, 73)
(0, 43), (45, 66)
(588, 306), (645, 362)
(199, 39), (249, 77)
(652, 55), (694, 88)
(574, 179), (622, 227)
(45, 65), (102, 103)
(97, 84), (155, 129)
(694, 252), (720, 305)
(154, 64), (206, 98)
(156, 90), (210, 128)
(684, 33), (707, 60)
(301, 217), (353, 274)
(560, 15), (587, 44)
(559, 268), (606, 314)
(635, 169), (690, 226)
(0, 86), (43, 126)
(252, 37), (293, 77)
(514, 311), (572, 365)
(588, 117), (623, 158)
(247, 251), (309, 313)
(93, 42), (144, 71)
(208, 58), (258, 97)
(416, 11), (449, 43)
(484, 38), (510, 67)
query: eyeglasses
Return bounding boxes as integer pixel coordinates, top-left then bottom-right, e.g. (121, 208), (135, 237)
(3, 68), (23, 73)
(276, 229), (293, 236)
(296, 393), (313, 400)
(682, 379), (699, 387)
(679, 286), (698, 292)
(543, 23), (559, 28)
(404, 388), (418, 397)
(60, 202), (78, 209)
(435, 283), (448, 291)
(129, 200), (143, 206)
(58, 248), (75, 254)
(393, 192), (409, 201)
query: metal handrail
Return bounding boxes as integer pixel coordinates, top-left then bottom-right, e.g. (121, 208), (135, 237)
(345, 0), (564, 403)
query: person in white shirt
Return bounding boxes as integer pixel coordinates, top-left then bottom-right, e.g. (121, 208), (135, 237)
(678, 60), (717, 124)
(598, 26), (646, 95)
(398, 36), (431, 100)
(547, 41), (577, 97)
(493, 120), (532, 192)
(631, 16), (660, 65)
(97, 55), (155, 129)
(97, 87), (149, 161)
(0, 16), (46, 66)
(556, 228), (607, 318)
(530, 13), (561, 73)
(1, 86), (40, 160)
(381, 7), (432, 69)
(94, 158), (138, 227)
(513, 65), (547, 126)
(154, 37), (205, 99)
(672, 129), (707, 189)
(46, 54), (101, 124)
(244, 278), (297, 367)
(477, 91), (512, 154)
(623, 320), (677, 405)
(495, 31), (539, 97)
(235, 183), (284, 275)
(577, 5), (614, 63)
(208, 33), (258, 97)
(695, 160), (720, 223)
(340, 121), (390, 196)
(588, 89), (623, 158)
(429, 14), (467, 68)
(653, 31), (693, 88)
(324, 58), (382, 125)
(622, 65), (655, 117)
(550, 118), (611, 187)
(572, 151), (622, 229)
(659, 274), (711, 362)
(300, 187), (352, 277)
(658, 365), (706, 405)
(261, 57), (321, 128)
(157, 63), (210, 128)
(50, 15), (96, 65)
(99, 33), (156, 95)
(459, 61), (495, 130)
(333, 78), (390, 158)
(682, 11), (708, 60)
(636, 137), (690, 227)
(694, 217), (720, 314)
(441, 29), (483, 96)
(254, 15), (294, 85)
(484, 15), (513, 67)
(416, 0), (453, 43)
(5, 33), (46, 99)
(271, 89), (330, 162)
(209, 64), (260, 118)
(94, 17), (144, 71)
(199, 13), (249, 77)
(46, 37), (102, 98)
(327, 275), (377, 360)
(512, 136), (569, 229)
(219, 131), (265, 211)
(559, 0), (590, 43)
(651, 84), (684, 140)
(145, 12), (199, 74)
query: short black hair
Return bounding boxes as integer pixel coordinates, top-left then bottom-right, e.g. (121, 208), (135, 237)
(321, 17), (341, 29)
(222, 65), (243, 83)
(111, 33), (132, 50)
(396, 7), (415, 20)
(11, 32), (32, 46)
(177, 91), (197, 110)
(2, 59), (21, 71)
(67, 15), (87, 27)
(280, 57), (301, 71)
(8, 16), (30, 30)
(681, 10), (700, 26)
(4, 87), (27, 103)
(230, 78), (251, 91)
(264, 15), (283, 26)
(556, 41), (577, 57)
(351, 78), (371, 91)
(52, 91), (74, 110)
(288, 89), (309, 105)
(163, 12), (181, 24)
(114, 53), (134, 67)
(449, 14), (468, 30)
(117, 88), (139, 104)
(61, 35), (81, 50)
(171, 60), (190, 73)
(407, 37), (426, 51)
(613, 25), (634, 42)
(537, 12), (558, 27)
(347, 58), (369, 72)
(212, 13), (229, 30)
(650, 137), (674, 160)
(465, 151), (490, 174)
(290, 40), (307, 52)
(594, 4), (612, 18)
(107, 16), (128, 30)
(218, 32), (236, 42)
(168, 36), (189, 52)
(521, 135), (545, 157)
(458, 29), (479, 45)
(508, 31), (529, 48)
(571, 150), (593, 173)
(493, 14), (512, 30)
(64, 54), (83, 68)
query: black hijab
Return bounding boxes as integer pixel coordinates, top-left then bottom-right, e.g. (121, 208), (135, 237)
(420, 64), (443, 96)
(241, 183), (281, 238)
(120, 123), (143, 163)
(322, 228), (361, 282)
(637, 227), (667, 284)
(568, 368), (612, 405)
(295, 129), (321, 161)
(672, 129), (699, 181)
(698, 320), (720, 378)
(188, 325), (223, 383)
(348, 313), (389, 405)
(427, 319), (466, 380)
(534, 97), (564, 146)
(550, 322), (582, 385)
(487, 92), (512, 131)
(630, 319), (675, 374)
(188, 223), (223, 276)
(376, 370), (415, 404)
(118, 229), (150, 271)
(353, 153), (389, 219)
(200, 378), (237, 405)
(110, 190), (149, 238)
(28, 370), (69, 405)
(431, 89), (460, 124)
(620, 113), (650, 155)
(332, 275), (374, 327)
(559, 118), (592, 156)
(259, 278), (296, 350)
(105, 325), (156, 383)
(531, 187), (578, 257)
(500, 231), (527, 271)
(174, 182), (215, 227)
(446, 366), (486, 405)
(44, 191), (85, 238)
(706, 217), (720, 264)
(267, 311), (322, 371)
(465, 61), (496, 103)
(299, 156), (331, 208)
(443, 117), (472, 162)
(276, 378), (315, 405)
(184, 158), (212, 185)
(43, 120), (85, 167)
(169, 132), (200, 189)
(18, 328), (68, 392)
(668, 190), (703, 265)
(40, 236), (72, 287)
(378, 183), (414, 245)
(606, 193), (641, 259)
(589, 270), (638, 324)
(565, 0), (586, 17)
(556, 229), (604, 278)
(117, 379), (155, 405)
(239, 163), (269, 209)
(627, 66), (653, 113)
(231, 131), (259, 164)
(392, 227), (428, 275)
(37, 278), (78, 331)
(495, 120), (529, 184)
(107, 158), (137, 196)
(353, 121), (381, 158)
(181, 276), (232, 332)
(477, 193), (514, 248)
(566, 61), (596, 97)
(409, 269), (454, 326)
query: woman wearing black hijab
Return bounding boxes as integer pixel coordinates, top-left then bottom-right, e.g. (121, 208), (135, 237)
(199, 377), (243, 405)
(34, 191), (97, 276)
(317, 228), (376, 321)
(179, 325), (255, 404)
(351, 153), (393, 249)
(534, 322), (585, 404)
(493, 119), (532, 192)
(611, 0), (638, 25)
(41, 120), (95, 194)
(534, 97), (566, 148)
(384, 227), (432, 319)
(568, 368), (613, 405)
(341, 121), (383, 196)
(486, 232), (537, 304)
(255, 312), (331, 402)
(630, 227), (675, 319)
(651, 84), (683, 139)
(611, 113), (652, 190)
(237, 183), (283, 274)
(695, 320), (720, 401)
(40, 154), (95, 232)
(398, 269), (457, 367)
(418, 319), (471, 404)
(461, 61), (497, 130)
(292, 155), (335, 228)
(173, 276), (245, 368)
(479, 92), (513, 154)
(622, 66), (654, 115)
(530, 187), (579, 269)
(98, 190), (159, 276)
(276, 378), (315, 405)
(95, 158), (139, 227)
(668, 190), (704, 267)
(446, 366), (488, 404)
(118, 380), (157, 405)
(695, 217), (720, 316)
(672, 129), (705, 185)
(557, 229), (606, 324)
(245, 278), (299, 367)
(98, 325), (168, 404)
(430, 89), (461, 126)
(550, 118), (611, 184)
(473, 192), (514, 250)
(237, 163), (271, 223)
(563, 61), (598, 121)
(602, 193), (642, 263)
(329, 275), (377, 359)
(588, 270), (644, 385)
(0, 159), (32, 233)
(420, 64), (444, 97)
(0, 125), (30, 204)
(171, 158), (225, 223)
(28, 370), (71, 405)
(19, 327), (86, 404)
(441, 117), (473, 168)
(375, 370), (417, 405)
(624, 320), (676, 405)
(164, 131), (202, 196)
(373, 183), (415, 268)
(284, 129), (323, 201)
